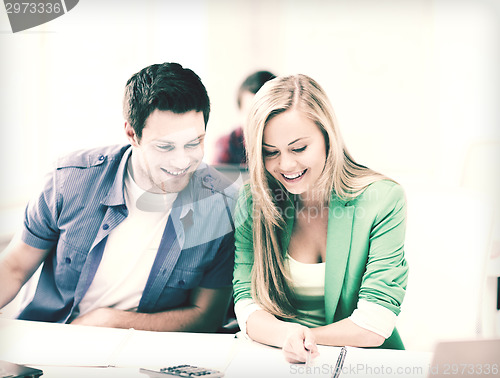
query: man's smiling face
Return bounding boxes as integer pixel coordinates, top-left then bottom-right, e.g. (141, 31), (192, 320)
(126, 109), (205, 194)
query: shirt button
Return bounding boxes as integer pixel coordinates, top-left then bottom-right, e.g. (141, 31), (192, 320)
(102, 224), (109, 230)
(65, 257), (71, 264)
(178, 280), (185, 286)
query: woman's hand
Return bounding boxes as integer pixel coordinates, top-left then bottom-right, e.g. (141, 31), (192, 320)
(282, 323), (320, 364)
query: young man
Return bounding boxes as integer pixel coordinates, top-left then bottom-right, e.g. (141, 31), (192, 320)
(0, 62), (238, 332)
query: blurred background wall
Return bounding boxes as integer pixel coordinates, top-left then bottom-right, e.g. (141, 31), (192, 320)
(1, 0), (499, 351)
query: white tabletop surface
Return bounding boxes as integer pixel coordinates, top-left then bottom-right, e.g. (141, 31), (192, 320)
(0, 318), (433, 378)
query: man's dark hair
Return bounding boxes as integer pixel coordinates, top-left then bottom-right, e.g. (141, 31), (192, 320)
(123, 62), (210, 140)
(237, 70), (276, 109)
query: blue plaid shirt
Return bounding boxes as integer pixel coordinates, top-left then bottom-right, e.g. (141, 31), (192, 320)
(19, 144), (238, 323)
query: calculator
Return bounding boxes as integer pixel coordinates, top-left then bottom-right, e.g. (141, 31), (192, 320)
(139, 365), (224, 377)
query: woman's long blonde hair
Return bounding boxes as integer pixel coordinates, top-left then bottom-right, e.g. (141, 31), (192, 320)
(243, 74), (388, 318)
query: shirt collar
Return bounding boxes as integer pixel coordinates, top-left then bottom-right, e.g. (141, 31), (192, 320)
(173, 162), (211, 220)
(101, 145), (132, 207)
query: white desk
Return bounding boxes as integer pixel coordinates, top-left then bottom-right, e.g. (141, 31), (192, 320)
(0, 319), (432, 377)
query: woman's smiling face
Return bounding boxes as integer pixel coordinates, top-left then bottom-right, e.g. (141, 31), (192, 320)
(262, 109), (327, 197)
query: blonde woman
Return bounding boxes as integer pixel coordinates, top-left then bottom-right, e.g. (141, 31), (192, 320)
(232, 74), (409, 363)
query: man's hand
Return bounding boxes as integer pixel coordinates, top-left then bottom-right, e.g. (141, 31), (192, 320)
(70, 308), (121, 328)
(69, 286), (232, 332)
(282, 323), (320, 364)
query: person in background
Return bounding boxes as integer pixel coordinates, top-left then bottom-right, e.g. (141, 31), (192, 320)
(232, 74), (409, 363)
(0, 62), (238, 332)
(214, 70), (276, 165)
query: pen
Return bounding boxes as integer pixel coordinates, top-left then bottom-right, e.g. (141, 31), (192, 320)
(305, 348), (311, 367)
(331, 346), (347, 378)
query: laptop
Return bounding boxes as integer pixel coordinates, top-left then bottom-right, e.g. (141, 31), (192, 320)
(428, 339), (500, 377)
(0, 360), (43, 378)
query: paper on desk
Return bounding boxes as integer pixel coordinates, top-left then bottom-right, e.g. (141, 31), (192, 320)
(338, 347), (432, 378)
(224, 339), (433, 378)
(225, 338), (300, 378)
(225, 340), (351, 378)
(0, 318), (132, 367)
(111, 329), (237, 371)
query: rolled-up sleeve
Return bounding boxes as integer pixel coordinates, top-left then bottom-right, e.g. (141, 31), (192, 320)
(234, 298), (263, 336)
(349, 299), (397, 338)
(358, 183), (409, 316)
(22, 170), (60, 250)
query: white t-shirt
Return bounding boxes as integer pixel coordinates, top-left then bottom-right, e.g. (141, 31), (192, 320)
(77, 164), (177, 317)
(285, 253), (326, 328)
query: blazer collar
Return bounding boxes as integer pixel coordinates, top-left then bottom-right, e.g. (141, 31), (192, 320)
(324, 195), (355, 323)
(280, 192), (355, 322)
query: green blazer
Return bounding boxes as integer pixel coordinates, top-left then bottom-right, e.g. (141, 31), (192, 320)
(232, 179), (409, 349)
